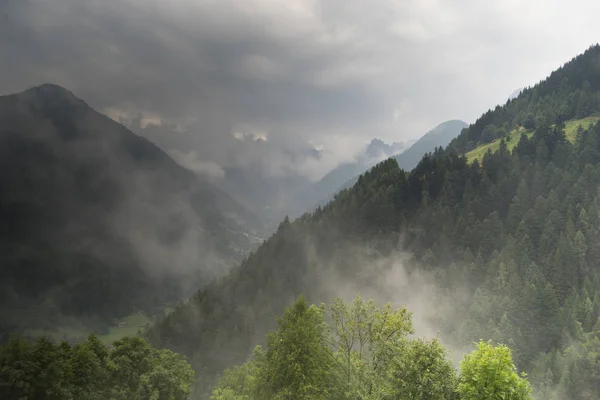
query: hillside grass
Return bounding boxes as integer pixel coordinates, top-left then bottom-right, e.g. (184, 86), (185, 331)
(465, 115), (600, 163)
(564, 115), (600, 141)
(466, 127), (532, 163)
(99, 312), (151, 344)
(21, 311), (157, 345)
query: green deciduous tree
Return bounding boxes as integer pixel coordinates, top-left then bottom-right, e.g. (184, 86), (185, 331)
(0, 335), (194, 400)
(387, 338), (457, 400)
(213, 296), (462, 400)
(458, 340), (532, 400)
(330, 296), (414, 399)
(261, 295), (333, 400)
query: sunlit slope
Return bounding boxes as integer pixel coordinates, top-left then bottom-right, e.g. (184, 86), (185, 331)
(466, 115), (600, 162)
(465, 127), (533, 163)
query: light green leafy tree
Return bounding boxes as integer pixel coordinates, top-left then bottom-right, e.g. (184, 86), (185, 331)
(211, 346), (266, 400)
(388, 338), (457, 400)
(330, 296), (456, 400)
(261, 295), (333, 400)
(458, 340), (532, 400)
(211, 297), (538, 400)
(329, 295), (414, 399)
(109, 336), (194, 400)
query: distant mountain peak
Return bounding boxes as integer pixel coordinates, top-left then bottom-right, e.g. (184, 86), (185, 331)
(23, 83), (78, 98)
(508, 87), (524, 101)
(429, 119), (468, 135)
(365, 138), (391, 158)
(30, 82), (70, 92)
(17, 83), (88, 110)
(390, 119), (468, 171)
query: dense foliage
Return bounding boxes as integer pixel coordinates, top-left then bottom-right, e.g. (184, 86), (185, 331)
(0, 335), (194, 399)
(147, 44), (600, 400)
(212, 296), (530, 400)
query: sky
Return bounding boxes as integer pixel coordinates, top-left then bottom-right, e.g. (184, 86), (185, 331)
(2, 0), (600, 181)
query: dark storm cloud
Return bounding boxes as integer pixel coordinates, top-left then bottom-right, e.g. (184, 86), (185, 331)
(2, 0), (599, 180)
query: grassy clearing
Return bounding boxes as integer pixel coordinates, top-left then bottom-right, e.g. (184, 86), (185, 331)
(21, 311), (154, 345)
(99, 312), (151, 345)
(564, 115), (600, 141)
(466, 127), (532, 163)
(465, 115), (600, 163)
(23, 326), (91, 343)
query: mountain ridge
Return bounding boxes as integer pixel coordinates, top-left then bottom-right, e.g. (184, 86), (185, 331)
(316, 119), (468, 205)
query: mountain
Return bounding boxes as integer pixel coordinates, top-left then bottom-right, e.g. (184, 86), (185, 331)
(316, 120), (467, 204)
(218, 137), (415, 226)
(364, 137), (414, 158)
(508, 87), (524, 100)
(298, 138), (416, 213)
(393, 119), (468, 170)
(0, 84), (263, 339)
(146, 44), (600, 400)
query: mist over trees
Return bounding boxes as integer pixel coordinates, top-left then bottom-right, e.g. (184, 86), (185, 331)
(212, 296), (531, 400)
(145, 44), (600, 399)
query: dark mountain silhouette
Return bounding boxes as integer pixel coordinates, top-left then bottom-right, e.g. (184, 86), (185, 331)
(0, 84), (262, 338)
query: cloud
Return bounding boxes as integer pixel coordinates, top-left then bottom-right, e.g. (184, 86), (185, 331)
(1, 0), (599, 182)
(295, 235), (472, 364)
(169, 149), (226, 181)
(238, 54), (286, 81)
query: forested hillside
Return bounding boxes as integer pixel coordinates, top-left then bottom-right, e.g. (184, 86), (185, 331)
(147, 44), (600, 399)
(450, 44), (600, 153)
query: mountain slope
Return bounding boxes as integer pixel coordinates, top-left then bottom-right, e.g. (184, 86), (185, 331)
(0, 84), (262, 339)
(315, 139), (413, 194)
(146, 45), (600, 400)
(298, 138), (415, 212)
(465, 115), (600, 163)
(450, 44), (600, 153)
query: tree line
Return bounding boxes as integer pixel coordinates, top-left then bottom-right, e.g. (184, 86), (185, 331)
(212, 295), (531, 400)
(0, 335), (194, 399)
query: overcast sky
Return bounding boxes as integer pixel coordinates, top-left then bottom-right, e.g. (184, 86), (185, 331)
(2, 0), (600, 181)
